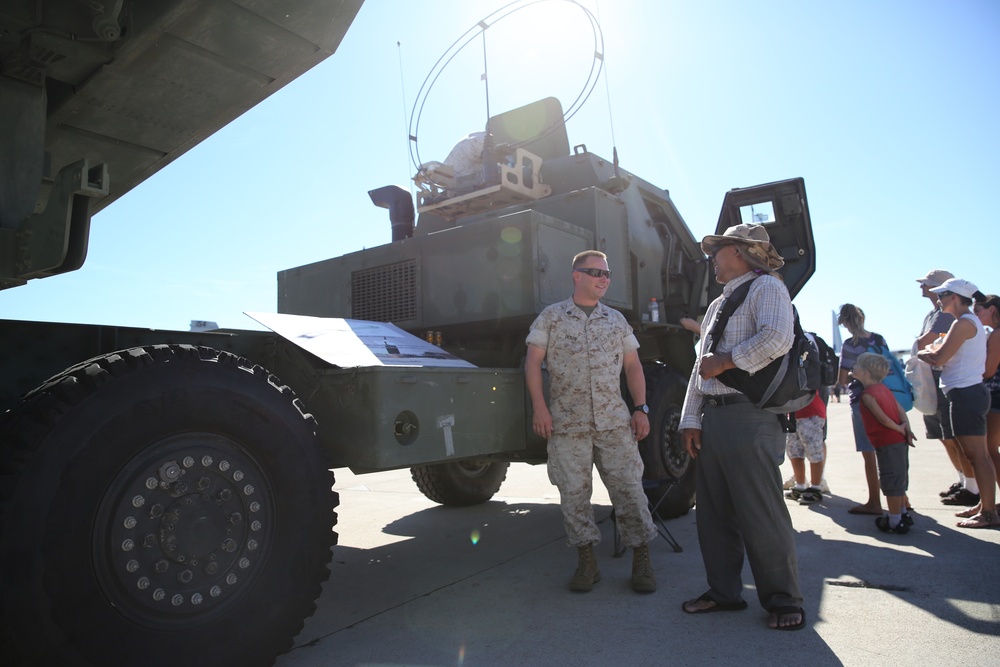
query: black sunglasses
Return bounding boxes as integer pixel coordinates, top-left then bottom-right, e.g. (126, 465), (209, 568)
(575, 268), (612, 279)
(937, 291), (954, 299)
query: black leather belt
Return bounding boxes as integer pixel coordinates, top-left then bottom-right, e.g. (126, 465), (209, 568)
(705, 394), (750, 407)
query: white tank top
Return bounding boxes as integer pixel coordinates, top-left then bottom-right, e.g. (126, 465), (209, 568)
(941, 313), (987, 393)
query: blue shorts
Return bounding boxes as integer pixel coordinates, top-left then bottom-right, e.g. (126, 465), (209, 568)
(851, 401), (875, 453)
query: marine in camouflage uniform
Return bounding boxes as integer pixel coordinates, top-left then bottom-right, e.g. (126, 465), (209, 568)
(525, 251), (657, 593)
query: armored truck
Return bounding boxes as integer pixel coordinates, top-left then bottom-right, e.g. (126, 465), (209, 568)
(0, 2), (814, 666)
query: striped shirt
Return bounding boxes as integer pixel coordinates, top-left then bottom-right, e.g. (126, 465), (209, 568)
(679, 272), (794, 430)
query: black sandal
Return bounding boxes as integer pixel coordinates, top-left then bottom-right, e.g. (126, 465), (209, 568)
(768, 605), (806, 631)
(682, 591), (748, 614)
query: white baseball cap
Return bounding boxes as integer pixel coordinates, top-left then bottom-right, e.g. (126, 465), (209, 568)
(929, 277), (979, 299)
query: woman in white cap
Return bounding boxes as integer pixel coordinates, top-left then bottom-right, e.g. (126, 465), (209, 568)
(918, 278), (998, 528)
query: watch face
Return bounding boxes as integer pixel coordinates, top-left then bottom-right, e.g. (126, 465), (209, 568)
(635, 405), (648, 414)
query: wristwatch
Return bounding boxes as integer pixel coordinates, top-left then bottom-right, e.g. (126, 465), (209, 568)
(632, 404), (649, 415)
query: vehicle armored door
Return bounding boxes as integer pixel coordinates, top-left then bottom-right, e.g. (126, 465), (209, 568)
(707, 177), (814, 304)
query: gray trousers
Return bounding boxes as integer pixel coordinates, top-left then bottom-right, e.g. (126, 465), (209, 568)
(696, 402), (803, 610)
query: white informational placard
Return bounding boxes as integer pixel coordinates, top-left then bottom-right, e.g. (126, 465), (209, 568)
(245, 312), (476, 368)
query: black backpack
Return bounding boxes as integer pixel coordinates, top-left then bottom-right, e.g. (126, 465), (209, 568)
(805, 331), (838, 387)
(707, 278), (819, 414)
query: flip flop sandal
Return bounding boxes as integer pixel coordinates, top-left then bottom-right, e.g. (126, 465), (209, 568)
(682, 592), (749, 614)
(957, 511), (1000, 529)
(768, 605), (806, 631)
(955, 506), (980, 519)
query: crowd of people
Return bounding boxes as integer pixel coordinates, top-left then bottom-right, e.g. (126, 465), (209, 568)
(782, 269), (1000, 531)
(523, 227), (997, 634)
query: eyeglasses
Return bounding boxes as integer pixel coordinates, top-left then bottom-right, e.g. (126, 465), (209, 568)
(574, 268), (612, 279)
(937, 291), (954, 299)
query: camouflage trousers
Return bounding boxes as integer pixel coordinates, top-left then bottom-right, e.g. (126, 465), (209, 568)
(547, 426), (656, 548)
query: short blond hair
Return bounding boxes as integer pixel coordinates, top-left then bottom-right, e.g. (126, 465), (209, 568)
(855, 352), (889, 382)
(572, 250), (607, 269)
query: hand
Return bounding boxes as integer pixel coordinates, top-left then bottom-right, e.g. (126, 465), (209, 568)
(683, 428), (702, 459)
(532, 405), (553, 440)
(631, 411), (650, 441)
(699, 352), (734, 379)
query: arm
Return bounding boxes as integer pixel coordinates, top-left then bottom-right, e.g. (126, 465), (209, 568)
(729, 277), (794, 374)
(916, 309), (954, 349)
(917, 317), (976, 367)
(860, 392), (908, 436)
(916, 329), (939, 350)
(525, 343), (552, 439)
(896, 399), (916, 446)
(623, 349), (650, 440)
(985, 329), (1000, 380)
(680, 351), (705, 458)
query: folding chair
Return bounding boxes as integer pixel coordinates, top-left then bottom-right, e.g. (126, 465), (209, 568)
(611, 478), (683, 556)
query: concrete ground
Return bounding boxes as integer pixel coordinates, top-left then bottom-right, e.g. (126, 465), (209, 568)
(275, 400), (1000, 667)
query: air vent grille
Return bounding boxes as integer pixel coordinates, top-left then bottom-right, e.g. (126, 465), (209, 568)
(351, 260), (417, 322)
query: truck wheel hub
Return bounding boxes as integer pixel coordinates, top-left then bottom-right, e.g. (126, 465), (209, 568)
(95, 433), (272, 624)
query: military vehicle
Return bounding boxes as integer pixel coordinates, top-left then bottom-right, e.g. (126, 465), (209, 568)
(0, 1), (814, 665)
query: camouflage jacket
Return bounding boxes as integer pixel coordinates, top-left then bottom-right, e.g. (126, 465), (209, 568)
(526, 298), (639, 433)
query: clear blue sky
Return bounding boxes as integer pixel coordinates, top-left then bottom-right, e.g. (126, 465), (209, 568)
(2, 0), (997, 354)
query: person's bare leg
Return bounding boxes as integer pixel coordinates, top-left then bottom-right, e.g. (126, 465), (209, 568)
(789, 457), (806, 485)
(944, 438), (975, 480)
(863, 450), (882, 509)
(809, 460), (824, 487)
(957, 435), (996, 513)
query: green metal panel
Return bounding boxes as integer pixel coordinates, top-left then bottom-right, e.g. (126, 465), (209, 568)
(307, 366), (528, 471)
(279, 209), (594, 333)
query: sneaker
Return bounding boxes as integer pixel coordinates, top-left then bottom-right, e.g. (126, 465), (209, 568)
(783, 475), (796, 490)
(797, 488), (823, 504)
(941, 489), (980, 506)
(875, 515), (910, 534)
(819, 478), (830, 494)
(784, 487), (803, 501)
(900, 512), (915, 528)
(939, 481), (963, 498)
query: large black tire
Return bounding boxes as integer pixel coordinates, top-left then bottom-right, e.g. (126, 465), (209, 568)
(638, 367), (697, 519)
(411, 460), (510, 506)
(0, 345), (337, 667)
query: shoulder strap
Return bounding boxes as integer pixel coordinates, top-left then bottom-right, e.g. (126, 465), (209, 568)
(708, 278), (755, 353)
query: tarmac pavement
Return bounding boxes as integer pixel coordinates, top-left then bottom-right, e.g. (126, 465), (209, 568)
(275, 400), (1000, 667)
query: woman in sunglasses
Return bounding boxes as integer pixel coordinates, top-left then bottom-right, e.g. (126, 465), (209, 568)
(918, 279), (998, 528)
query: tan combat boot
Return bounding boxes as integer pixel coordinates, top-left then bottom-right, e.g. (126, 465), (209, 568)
(631, 543), (656, 593)
(569, 544), (601, 592)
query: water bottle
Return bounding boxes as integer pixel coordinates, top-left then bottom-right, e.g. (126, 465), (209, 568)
(648, 298), (659, 323)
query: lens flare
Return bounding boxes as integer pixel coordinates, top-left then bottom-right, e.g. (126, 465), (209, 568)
(470, 529), (481, 545)
(500, 226), (522, 244)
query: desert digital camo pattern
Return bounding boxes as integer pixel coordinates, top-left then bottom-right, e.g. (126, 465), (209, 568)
(526, 298), (654, 547)
(526, 298), (638, 433)
(547, 428), (656, 547)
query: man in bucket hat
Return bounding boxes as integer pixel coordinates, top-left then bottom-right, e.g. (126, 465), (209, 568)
(679, 223), (806, 631)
